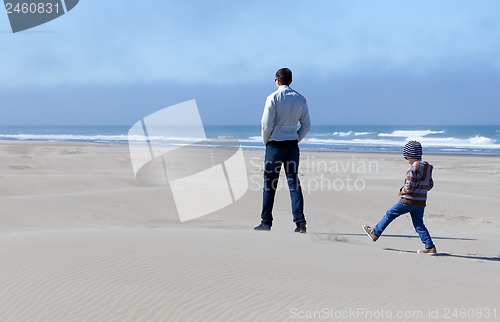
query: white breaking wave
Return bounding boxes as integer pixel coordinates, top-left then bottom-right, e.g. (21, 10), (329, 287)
(2, 129), (498, 152)
(417, 135), (496, 148)
(333, 131), (353, 137)
(236, 133), (499, 150)
(0, 134), (130, 142)
(0, 134), (208, 143)
(333, 131), (373, 137)
(241, 136), (263, 143)
(304, 136), (500, 149)
(378, 130), (445, 138)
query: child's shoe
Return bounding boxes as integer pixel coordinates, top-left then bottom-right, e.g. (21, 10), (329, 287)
(362, 225), (379, 242)
(417, 246), (437, 254)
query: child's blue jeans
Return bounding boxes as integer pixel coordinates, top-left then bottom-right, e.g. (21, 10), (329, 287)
(373, 200), (435, 249)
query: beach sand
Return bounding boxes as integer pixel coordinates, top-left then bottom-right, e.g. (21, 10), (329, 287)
(1, 141), (499, 321)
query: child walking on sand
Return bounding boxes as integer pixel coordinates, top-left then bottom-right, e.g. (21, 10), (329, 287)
(363, 141), (436, 254)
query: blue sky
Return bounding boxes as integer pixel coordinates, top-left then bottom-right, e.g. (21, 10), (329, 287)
(1, 0), (500, 125)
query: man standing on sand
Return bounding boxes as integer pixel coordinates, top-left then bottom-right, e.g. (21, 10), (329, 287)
(254, 68), (311, 233)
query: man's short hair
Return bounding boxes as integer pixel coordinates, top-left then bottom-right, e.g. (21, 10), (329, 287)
(276, 68), (292, 85)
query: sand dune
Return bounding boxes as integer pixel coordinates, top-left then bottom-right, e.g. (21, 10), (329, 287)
(0, 141), (499, 321)
(1, 228), (498, 322)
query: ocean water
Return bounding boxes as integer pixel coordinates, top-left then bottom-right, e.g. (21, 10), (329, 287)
(1, 125), (499, 155)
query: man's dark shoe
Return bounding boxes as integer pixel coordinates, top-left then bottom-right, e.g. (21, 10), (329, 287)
(254, 224), (271, 231)
(294, 223), (307, 233)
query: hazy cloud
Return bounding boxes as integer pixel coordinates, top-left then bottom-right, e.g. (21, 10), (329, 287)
(1, 0), (500, 87)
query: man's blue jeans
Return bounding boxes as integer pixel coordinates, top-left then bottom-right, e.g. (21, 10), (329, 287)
(260, 143), (306, 227)
(373, 200), (435, 249)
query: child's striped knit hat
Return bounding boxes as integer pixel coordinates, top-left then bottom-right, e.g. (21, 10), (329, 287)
(403, 141), (422, 160)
